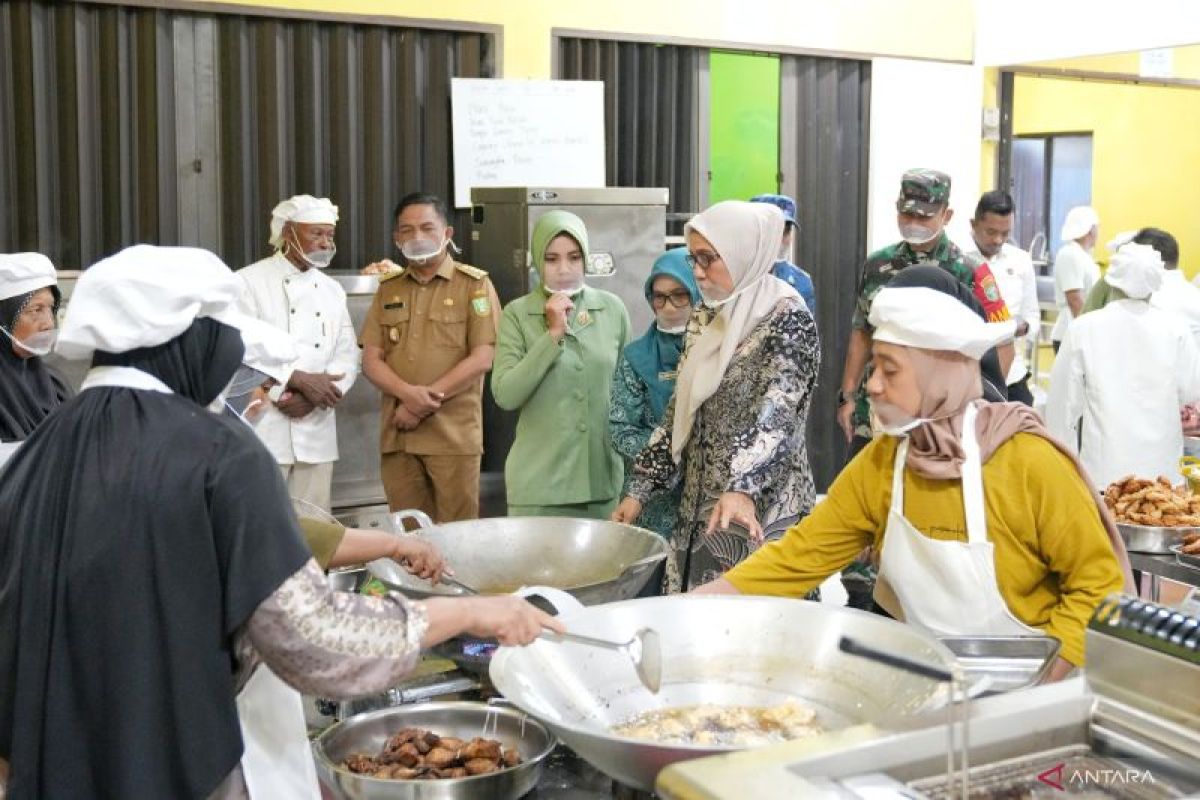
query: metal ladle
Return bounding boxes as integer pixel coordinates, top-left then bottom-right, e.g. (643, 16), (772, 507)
(541, 627), (663, 694)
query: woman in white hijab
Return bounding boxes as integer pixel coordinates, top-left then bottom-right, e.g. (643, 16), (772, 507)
(612, 201), (820, 592)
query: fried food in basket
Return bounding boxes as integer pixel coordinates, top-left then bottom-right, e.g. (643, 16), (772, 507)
(341, 727), (521, 781)
(1103, 475), (1200, 527)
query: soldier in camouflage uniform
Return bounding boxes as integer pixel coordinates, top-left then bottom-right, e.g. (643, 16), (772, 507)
(835, 168), (1013, 610)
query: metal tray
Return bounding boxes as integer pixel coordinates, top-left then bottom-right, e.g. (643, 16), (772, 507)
(1171, 544), (1200, 571)
(1117, 523), (1197, 554)
(938, 635), (1061, 694)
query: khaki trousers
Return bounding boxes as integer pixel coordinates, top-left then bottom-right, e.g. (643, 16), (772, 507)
(279, 462), (334, 512)
(381, 452), (480, 524)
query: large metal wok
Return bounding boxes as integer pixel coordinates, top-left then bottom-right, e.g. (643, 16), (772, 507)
(369, 516), (668, 605)
(489, 595), (956, 791)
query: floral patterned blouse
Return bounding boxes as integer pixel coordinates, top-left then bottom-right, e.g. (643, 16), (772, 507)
(626, 296), (820, 592)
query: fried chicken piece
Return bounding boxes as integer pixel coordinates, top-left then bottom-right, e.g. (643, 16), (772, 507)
(502, 747), (522, 767)
(438, 737), (464, 752)
(424, 747), (458, 769)
(460, 738), (502, 761)
(443, 767), (469, 778)
(464, 758), (499, 775)
(342, 754), (379, 774)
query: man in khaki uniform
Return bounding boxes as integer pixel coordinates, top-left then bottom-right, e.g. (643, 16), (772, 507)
(360, 193), (500, 520)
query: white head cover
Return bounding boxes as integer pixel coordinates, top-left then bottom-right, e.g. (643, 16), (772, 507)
(869, 286), (1016, 360)
(56, 244), (290, 362)
(671, 201), (800, 462)
(0, 252), (57, 301)
(1060, 206), (1099, 242)
(1103, 241), (1164, 300)
(269, 195), (339, 248)
(1105, 230), (1137, 254)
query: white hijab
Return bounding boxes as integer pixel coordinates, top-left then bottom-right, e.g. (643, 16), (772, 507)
(671, 201), (799, 462)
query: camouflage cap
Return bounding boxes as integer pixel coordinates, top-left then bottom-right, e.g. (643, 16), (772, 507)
(896, 168), (951, 217)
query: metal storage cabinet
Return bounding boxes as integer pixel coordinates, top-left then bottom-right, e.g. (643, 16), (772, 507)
(469, 186), (669, 475)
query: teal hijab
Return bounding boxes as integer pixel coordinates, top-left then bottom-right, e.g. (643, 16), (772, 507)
(531, 210), (589, 296)
(623, 247), (700, 420)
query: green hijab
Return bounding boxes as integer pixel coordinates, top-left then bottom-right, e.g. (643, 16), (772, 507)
(531, 210), (589, 295)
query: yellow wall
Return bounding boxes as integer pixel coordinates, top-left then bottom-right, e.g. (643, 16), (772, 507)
(203, 0), (974, 77)
(1013, 74), (1200, 277)
(980, 67), (999, 191)
(1025, 45), (1200, 81)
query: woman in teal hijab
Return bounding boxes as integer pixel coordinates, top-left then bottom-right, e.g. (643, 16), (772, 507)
(492, 211), (631, 518)
(609, 248), (699, 538)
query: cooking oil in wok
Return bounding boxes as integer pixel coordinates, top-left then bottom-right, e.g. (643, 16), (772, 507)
(611, 700), (823, 747)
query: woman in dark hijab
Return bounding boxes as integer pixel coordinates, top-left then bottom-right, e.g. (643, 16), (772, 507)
(0, 253), (70, 456)
(0, 246), (559, 800)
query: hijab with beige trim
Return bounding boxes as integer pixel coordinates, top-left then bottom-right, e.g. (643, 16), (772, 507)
(870, 287), (1136, 592)
(671, 201), (800, 462)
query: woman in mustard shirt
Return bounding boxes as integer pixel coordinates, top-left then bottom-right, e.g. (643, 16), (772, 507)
(697, 285), (1134, 677)
(492, 211), (631, 518)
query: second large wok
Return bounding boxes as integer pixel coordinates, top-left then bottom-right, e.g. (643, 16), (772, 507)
(489, 595), (956, 791)
(369, 516), (668, 605)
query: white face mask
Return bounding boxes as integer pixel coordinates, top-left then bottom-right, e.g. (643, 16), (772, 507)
(400, 235), (448, 263)
(899, 222), (942, 246)
(0, 325), (57, 357)
(656, 322), (688, 335)
(699, 274), (764, 310)
(303, 245), (336, 269)
(869, 399), (928, 438)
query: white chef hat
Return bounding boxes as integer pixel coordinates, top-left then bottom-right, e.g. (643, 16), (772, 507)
(1103, 242), (1164, 300)
(56, 244), (285, 361)
(869, 286), (1016, 360)
(1060, 206), (1099, 242)
(268, 194), (339, 248)
(0, 252), (57, 301)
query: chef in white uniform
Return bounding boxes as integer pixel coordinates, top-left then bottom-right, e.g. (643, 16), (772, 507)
(1050, 206), (1100, 353)
(696, 286), (1132, 677)
(1047, 242), (1200, 487)
(237, 195), (358, 510)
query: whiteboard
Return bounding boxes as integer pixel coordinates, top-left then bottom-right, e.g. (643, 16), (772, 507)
(450, 78), (606, 208)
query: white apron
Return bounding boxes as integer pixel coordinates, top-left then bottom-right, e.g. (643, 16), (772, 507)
(873, 404), (1041, 637)
(82, 366), (320, 799)
(235, 666), (321, 799)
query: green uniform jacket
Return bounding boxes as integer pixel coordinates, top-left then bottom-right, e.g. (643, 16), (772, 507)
(492, 286), (631, 506)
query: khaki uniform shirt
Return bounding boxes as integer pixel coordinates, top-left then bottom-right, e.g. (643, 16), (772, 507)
(360, 256), (500, 456)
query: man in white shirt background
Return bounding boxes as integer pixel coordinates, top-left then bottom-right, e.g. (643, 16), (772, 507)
(965, 190), (1041, 406)
(237, 194), (359, 510)
(1143, 228), (1200, 340)
(1051, 205), (1101, 354)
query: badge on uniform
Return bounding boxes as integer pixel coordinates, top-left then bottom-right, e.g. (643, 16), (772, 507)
(443, 298), (454, 306)
(471, 296), (491, 316)
(576, 310), (591, 327)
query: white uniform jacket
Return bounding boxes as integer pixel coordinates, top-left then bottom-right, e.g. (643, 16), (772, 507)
(237, 253), (358, 465)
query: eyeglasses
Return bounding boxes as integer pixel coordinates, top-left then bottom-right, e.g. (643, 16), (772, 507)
(685, 251), (722, 270)
(650, 290), (694, 309)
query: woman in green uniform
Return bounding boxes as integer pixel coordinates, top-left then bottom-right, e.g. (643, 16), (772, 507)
(492, 211), (631, 518)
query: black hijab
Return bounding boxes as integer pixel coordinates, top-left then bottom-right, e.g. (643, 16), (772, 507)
(0, 287), (71, 442)
(0, 317), (311, 799)
(888, 265), (1009, 403)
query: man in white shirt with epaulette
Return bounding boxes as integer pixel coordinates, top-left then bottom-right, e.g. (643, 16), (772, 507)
(237, 195), (359, 510)
(966, 190), (1041, 406)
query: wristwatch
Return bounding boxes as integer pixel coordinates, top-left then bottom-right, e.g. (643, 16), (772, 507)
(837, 389), (853, 407)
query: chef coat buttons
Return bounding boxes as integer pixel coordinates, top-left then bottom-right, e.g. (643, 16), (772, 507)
(575, 362), (584, 371)
(577, 423), (587, 432)
(290, 308), (296, 314)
